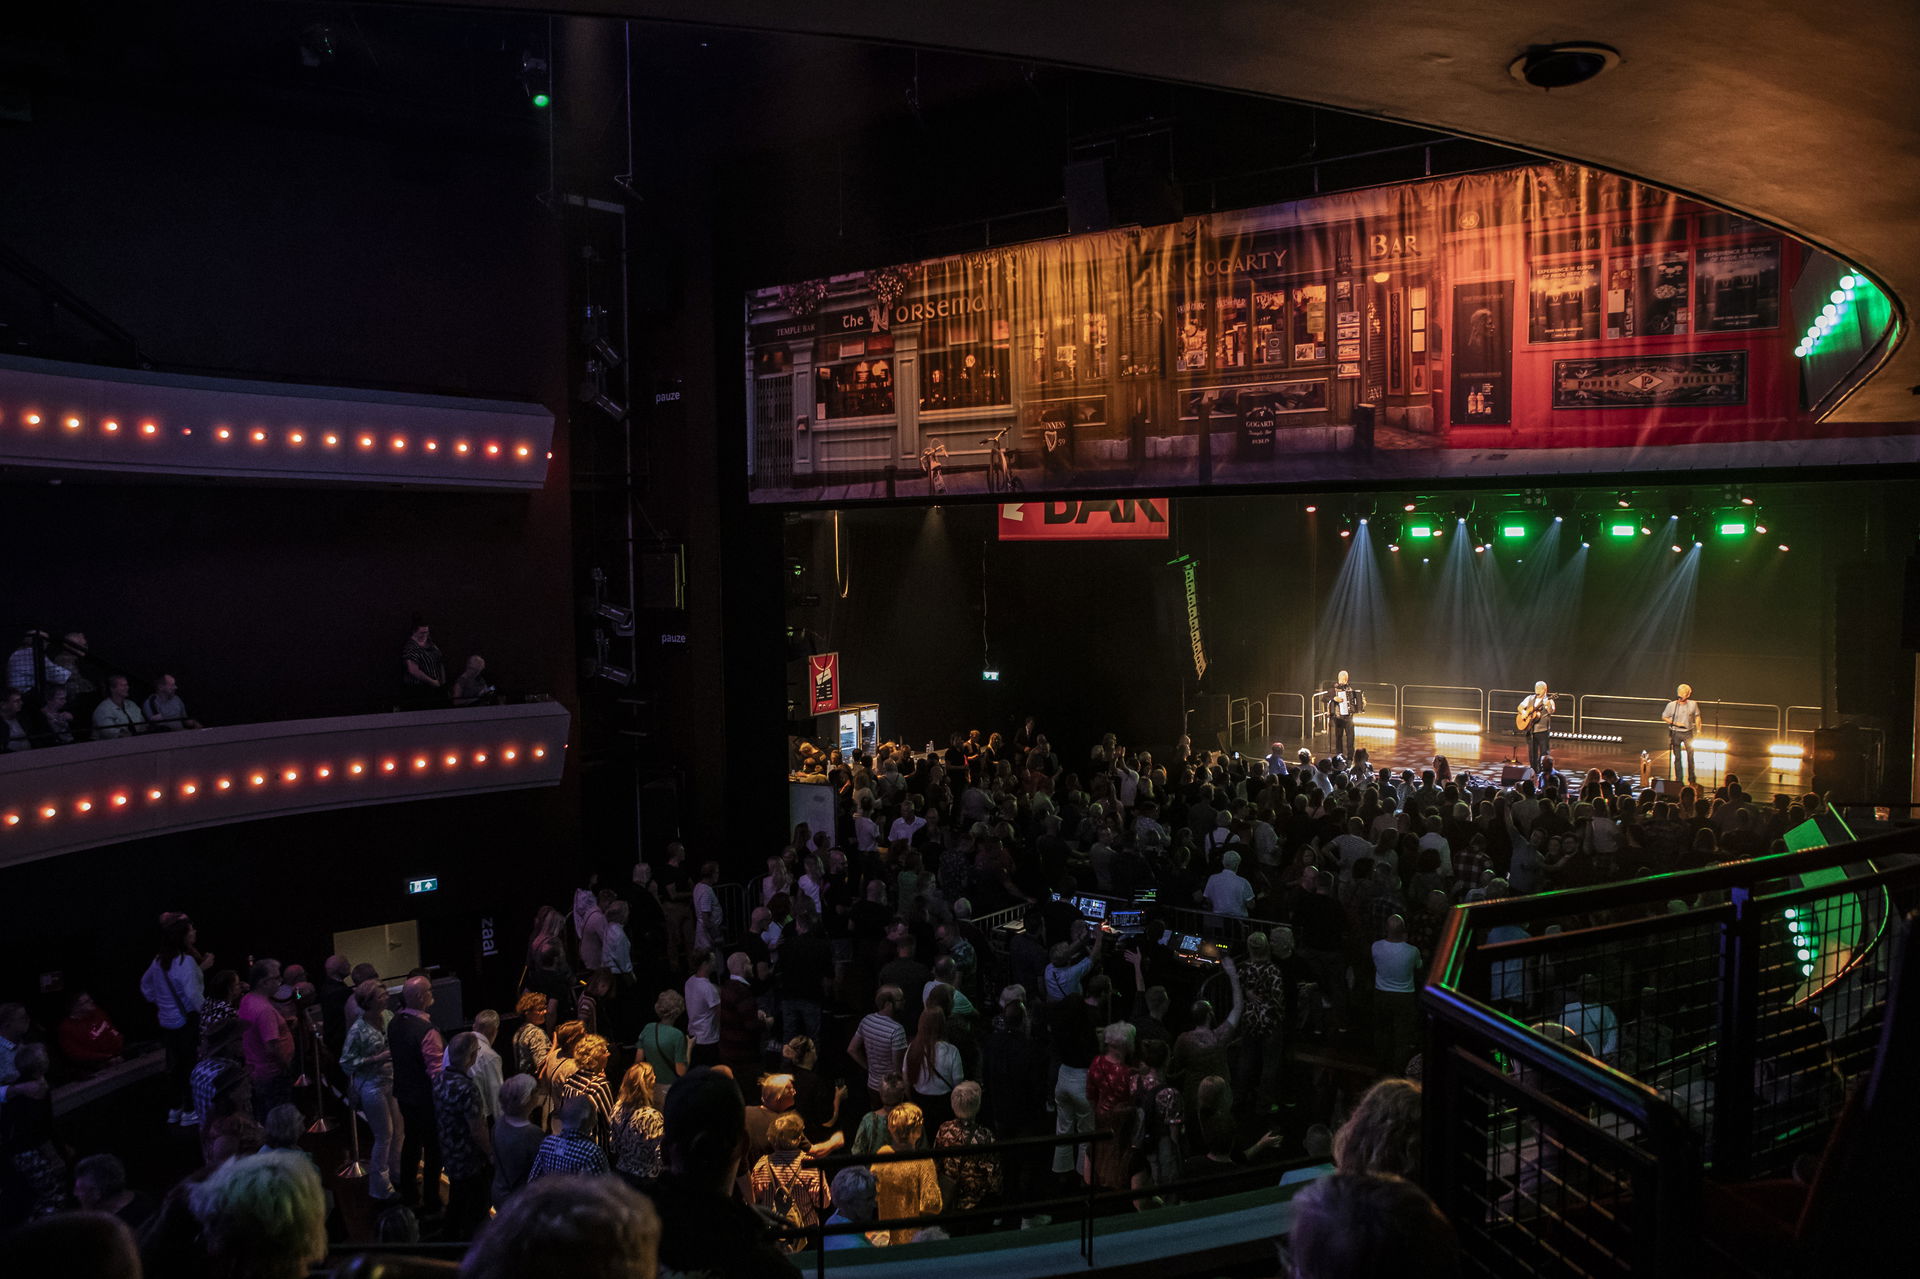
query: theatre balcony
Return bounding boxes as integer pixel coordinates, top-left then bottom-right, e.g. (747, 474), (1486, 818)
(0, 354), (553, 491)
(0, 701), (569, 871)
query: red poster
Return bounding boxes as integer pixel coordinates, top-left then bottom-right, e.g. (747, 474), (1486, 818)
(997, 499), (1171, 541)
(808, 652), (840, 714)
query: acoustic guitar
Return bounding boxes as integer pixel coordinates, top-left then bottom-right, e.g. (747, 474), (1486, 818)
(1515, 694), (1555, 733)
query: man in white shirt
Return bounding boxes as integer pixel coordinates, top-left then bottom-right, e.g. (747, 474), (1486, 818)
(684, 951), (721, 1067)
(1203, 850), (1256, 917)
(1330, 818), (1373, 869)
(853, 804), (880, 853)
(1416, 817), (1453, 877)
(92, 675), (148, 739)
(888, 801), (927, 846)
(692, 862), (724, 951)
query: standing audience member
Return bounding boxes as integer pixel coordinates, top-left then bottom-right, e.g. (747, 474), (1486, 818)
(237, 960), (294, 1121)
(641, 1066), (800, 1278)
(559, 1034), (617, 1138)
(871, 1102), (942, 1245)
(459, 1174), (659, 1279)
(692, 863), (725, 953)
(821, 1167), (881, 1251)
(72, 1154), (156, 1233)
(528, 1096), (611, 1182)
(684, 952), (722, 1069)
(610, 1062), (666, 1186)
(338, 980), (402, 1202)
(140, 916), (206, 1126)
(718, 953), (768, 1089)
(904, 1007), (964, 1127)
(388, 975), (446, 1214)
(847, 987), (907, 1109)
(933, 1080), (1002, 1222)
(1370, 916), (1422, 1074)
(465, 1009), (506, 1123)
(490, 1075), (544, 1203)
(510, 993), (550, 1079)
(402, 621), (446, 703)
(435, 1031), (495, 1239)
(639, 989), (690, 1103)
(748, 1112), (829, 1248)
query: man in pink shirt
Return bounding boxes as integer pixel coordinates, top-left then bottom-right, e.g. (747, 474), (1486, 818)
(238, 958), (294, 1119)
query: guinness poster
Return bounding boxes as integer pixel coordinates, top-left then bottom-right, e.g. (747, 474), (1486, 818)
(1529, 259), (1602, 343)
(1551, 351), (1748, 409)
(1450, 281), (1513, 424)
(1695, 241), (1781, 332)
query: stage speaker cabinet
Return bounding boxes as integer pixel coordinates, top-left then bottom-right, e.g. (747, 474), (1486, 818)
(1064, 158), (1112, 234)
(1651, 777), (1676, 796)
(1501, 764), (1534, 785)
(640, 546), (685, 611)
(1812, 726), (1877, 800)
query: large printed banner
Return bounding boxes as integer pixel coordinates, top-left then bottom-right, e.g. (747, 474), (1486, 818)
(746, 162), (1904, 504)
(996, 498), (1171, 540)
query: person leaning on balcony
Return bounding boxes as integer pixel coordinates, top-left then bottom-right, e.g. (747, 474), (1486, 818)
(90, 674), (148, 739)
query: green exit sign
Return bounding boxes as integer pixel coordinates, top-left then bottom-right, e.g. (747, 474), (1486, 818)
(408, 877), (439, 895)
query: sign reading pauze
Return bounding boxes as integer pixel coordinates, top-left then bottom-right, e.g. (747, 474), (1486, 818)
(997, 499), (1171, 541)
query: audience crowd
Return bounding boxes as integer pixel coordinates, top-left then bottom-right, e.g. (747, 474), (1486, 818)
(0, 717), (1835, 1276)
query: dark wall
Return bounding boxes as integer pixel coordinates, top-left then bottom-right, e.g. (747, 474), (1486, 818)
(0, 9), (580, 1014)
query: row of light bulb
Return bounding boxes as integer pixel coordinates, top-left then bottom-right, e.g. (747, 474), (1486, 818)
(2, 409), (546, 462)
(1784, 906), (1819, 979)
(1794, 275), (1862, 358)
(1, 743), (551, 829)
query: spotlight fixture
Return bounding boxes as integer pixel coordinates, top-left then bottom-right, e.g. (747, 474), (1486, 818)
(1304, 504), (1318, 514)
(591, 391), (628, 422)
(585, 629), (633, 687)
(589, 566), (636, 636)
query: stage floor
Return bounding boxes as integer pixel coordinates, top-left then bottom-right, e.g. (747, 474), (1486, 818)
(1307, 726), (1812, 799)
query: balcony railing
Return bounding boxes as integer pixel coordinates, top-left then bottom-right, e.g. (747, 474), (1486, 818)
(0, 701), (569, 868)
(0, 354), (553, 490)
(1421, 825), (1920, 1277)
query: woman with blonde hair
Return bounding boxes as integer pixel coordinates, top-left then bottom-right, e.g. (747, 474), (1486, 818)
(558, 1033), (615, 1140)
(639, 988), (690, 1106)
(749, 1111), (830, 1248)
(871, 1102), (942, 1244)
(609, 1060), (665, 1185)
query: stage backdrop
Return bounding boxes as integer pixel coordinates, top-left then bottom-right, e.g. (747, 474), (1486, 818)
(745, 163), (1904, 503)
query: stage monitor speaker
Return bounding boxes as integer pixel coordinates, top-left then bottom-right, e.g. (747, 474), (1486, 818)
(1064, 159), (1112, 234)
(1650, 777), (1676, 796)
(1501, 764), (1534, 785)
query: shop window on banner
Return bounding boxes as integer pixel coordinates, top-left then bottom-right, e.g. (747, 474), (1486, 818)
(1252, 285), (1290, 367)
(815, 335), (896, 421)
(1290, 284), (1329, 363)
(920, 318), (1009, 411)
(1024, 309), (1111, 389)
(1175, 290), (1250, 372)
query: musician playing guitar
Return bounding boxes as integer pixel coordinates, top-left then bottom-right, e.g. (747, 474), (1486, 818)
(1515, 682), (1557, 774)
(1662, 683), (1700, 786)
(1320, 669), (1366, 761)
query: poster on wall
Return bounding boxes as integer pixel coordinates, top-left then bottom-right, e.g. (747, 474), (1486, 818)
(997, 499), (1171, 540)
(808, 652), (840, 714)
(744, 162), (1905, 503)
(1451, 281), (1514, 424)
(1695, 241), (1782, 331)
(1551, 351), (1748, 409)
(1529, 259), (1602, 342)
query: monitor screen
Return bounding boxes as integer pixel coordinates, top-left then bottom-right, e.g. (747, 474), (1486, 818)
(1110, 910), (1143, 930)
(1178, 933), (1203, 952)
(1158, 929), (1174, 947)
(1133, 888), (1158, 904)
(1078, 897), (1108, 921)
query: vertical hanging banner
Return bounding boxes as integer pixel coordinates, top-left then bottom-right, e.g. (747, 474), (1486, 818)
(808, 652), (841, 715)
(1183, 560), (1207, 680)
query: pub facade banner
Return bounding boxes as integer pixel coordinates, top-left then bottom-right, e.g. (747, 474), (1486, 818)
(745, 162), (1903, 504)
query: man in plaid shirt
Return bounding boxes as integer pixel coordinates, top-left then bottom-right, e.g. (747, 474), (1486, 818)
(1451, 838), (1492, 900)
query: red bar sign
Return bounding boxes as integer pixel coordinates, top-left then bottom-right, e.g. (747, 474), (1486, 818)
(808, 652), (840, 715)
(997, 499), (1171, 541)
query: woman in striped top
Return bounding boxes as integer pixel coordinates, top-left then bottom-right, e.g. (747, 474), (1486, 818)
(558, 1033), (616, 1144)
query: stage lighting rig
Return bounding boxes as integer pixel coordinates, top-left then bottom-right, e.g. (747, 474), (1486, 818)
(585, 629), (633, 686)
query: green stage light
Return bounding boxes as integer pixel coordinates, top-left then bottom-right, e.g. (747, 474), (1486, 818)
(1719, 520), (1748, 536)
(531, 91), (552, 108)
(1500, 524), (1527, 539)
(1608, 522), (1636, 538)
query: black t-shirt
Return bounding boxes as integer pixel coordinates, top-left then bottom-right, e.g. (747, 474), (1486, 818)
(1048, 996), (1097, 1070)
(1293, 891), (1347, 952)
(657, 860), (692, 903)
(778, 931), (833, 999)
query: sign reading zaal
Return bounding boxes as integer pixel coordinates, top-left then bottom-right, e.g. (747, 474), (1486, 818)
(808, 652), (841, 715)
(997, 499), (1170, 541)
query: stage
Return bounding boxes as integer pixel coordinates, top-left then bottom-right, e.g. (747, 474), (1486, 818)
(1305, 725), (1813, 799)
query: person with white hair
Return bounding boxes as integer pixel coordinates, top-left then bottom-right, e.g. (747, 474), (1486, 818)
(821, 1166), (881, 1250)
(1202, 849), (1255, 917)
(460, 1173), (660, 1279)
(188, 1150), (328, 1279)
(934, 1079), (1002, 1214)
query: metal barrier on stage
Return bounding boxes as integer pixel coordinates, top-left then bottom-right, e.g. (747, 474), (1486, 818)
(1265, 691), (1307, 748)
(1785, 705), (1823, 739)
(1577, 693), (1783, 742)
(1424, 827), (1920, 1275)
(1402, 684), (1487, 732)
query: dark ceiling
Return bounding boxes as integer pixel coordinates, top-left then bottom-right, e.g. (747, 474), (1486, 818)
(421, 0), (1919, 425)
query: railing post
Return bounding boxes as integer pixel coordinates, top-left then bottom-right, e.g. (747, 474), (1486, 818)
(1711, 885), (1760, 1179)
